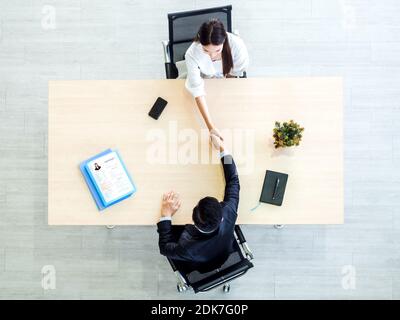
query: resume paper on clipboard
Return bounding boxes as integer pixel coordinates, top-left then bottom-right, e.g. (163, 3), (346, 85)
(85, 151), (134, 206)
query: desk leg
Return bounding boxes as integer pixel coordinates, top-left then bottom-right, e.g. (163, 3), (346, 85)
(274, 224), (284, 229)
(106, 225), (116, 229)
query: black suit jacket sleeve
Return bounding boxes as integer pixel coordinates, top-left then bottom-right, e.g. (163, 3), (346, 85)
(157, 155), (239, 261)
(221, 154), (240, 216)
(157, 220), (191, 260)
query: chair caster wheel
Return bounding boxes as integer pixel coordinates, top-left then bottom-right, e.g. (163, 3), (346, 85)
(274, 224), (284, 229)
(223, 284), (230, 293)
(177, 284), (187, 293)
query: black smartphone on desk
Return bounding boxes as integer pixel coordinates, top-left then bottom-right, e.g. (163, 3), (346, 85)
(148, 97), (168, 120)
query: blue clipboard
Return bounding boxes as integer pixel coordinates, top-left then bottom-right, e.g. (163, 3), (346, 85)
(79, 148), (137, 211)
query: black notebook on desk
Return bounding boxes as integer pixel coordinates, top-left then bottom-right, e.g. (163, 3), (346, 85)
(259, 170), (288, 206)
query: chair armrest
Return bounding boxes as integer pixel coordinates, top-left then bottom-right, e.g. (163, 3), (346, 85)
(234, 225), (246, 243)
(165, 63), (178, 79)
(167, 257), (178, 271)
(234, 225), (254, 260)
(241, 242), (254, 260)
(162, 40), (179, 79)
(162, 40), (171, 63)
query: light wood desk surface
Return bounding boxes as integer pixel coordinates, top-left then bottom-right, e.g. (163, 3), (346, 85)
(48, 78), (343, 225)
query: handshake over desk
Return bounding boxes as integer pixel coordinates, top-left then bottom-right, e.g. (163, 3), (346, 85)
(209, 128), (225, 153)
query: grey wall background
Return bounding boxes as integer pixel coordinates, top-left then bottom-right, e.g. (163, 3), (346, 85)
(0, 0), (399, 299)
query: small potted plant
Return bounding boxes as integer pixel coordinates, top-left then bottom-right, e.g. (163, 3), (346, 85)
(273, 120), (304, 149)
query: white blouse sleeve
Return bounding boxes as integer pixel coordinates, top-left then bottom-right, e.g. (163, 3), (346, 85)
(184, 51), (205, 98)
(230, 34), (249, 76)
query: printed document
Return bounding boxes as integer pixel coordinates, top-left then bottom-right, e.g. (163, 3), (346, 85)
(87, 151), (134, 204)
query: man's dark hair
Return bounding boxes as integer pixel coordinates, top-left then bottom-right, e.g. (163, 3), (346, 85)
(192, 196), (222, 233)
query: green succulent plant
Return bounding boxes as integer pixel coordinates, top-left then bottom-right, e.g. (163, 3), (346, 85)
(273, 120), (304, 149)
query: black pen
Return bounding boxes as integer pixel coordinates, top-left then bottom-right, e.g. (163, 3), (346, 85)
(272, 178), (280, 200)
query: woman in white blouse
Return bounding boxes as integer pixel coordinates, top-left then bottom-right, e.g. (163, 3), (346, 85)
(184, 19), (249, 140)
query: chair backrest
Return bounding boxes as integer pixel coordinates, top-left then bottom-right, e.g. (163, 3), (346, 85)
(172, 239), (253, 293)
(167, 5), (232, 64)
(189, 248), (254, 293)
(194, 259), (253, 293)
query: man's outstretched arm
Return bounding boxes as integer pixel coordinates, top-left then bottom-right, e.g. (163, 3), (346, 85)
(221, 153), (240, 212)
(210, 134), (240, 212)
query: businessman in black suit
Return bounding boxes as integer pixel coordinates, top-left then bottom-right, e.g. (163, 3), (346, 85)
(157, 133), (240, 267)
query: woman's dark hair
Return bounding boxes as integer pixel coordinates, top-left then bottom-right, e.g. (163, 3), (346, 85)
(192, 196), (222, 233)
(194, 19), (233, 77)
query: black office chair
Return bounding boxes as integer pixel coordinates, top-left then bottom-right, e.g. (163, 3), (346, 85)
(162, 5), (233, 79)
(167, 225), (254, 294)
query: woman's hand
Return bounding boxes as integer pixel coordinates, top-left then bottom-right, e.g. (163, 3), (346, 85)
(210, 132), (225, 152)
(210, 127), (224, 141)
(160, 191), (181, 218)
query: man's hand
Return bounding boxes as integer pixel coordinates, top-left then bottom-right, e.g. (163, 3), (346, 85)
(210, 127), (224, 141)
(210, 131), (225, 152)
(160, 191), (181, 218)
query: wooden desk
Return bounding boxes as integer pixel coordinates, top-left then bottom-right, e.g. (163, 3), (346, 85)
(48, 78), (343, 225)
